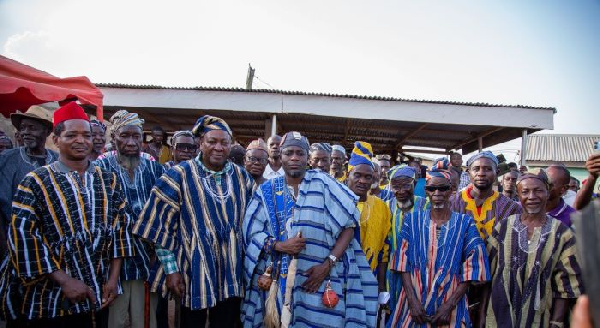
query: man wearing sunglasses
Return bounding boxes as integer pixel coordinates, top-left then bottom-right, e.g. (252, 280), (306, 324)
(165, 130), (198, 170)
(388, 164), (490, 327)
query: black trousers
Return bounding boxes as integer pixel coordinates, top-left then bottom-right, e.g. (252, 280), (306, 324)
(180, 297), (241, 328)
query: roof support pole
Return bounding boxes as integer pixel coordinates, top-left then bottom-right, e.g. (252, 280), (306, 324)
(521, 129), (528, 166)
(271, 114), (277, 137)
(478, 137), (483, 152)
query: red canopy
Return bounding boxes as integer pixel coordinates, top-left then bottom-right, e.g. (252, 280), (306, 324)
(0, 55), (104, 120)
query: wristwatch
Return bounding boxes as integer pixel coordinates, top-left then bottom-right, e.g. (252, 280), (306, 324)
(328, 254), (337, 264)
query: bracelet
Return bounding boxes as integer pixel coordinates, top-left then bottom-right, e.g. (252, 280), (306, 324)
(325, 257), (334, 269)
(549, 321), (563, 328)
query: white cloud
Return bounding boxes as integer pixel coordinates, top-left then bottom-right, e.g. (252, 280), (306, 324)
(3, 31), (51, 61)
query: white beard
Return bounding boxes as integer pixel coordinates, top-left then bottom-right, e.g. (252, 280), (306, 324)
(398, 199), (413, 210)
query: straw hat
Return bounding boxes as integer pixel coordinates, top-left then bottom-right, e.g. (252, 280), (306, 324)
(10, 105), (54, 134)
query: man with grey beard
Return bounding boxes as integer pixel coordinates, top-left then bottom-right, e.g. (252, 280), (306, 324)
(96, 110), (165, 328)
(0, 106), (57, 256)
(386, 165), (429, 315)
(387, 167), (490, 327)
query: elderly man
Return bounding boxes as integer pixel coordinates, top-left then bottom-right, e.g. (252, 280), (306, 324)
(263, 134), (285, 179)
(481, 169), (583, 327)
(96, 110), (165, 328)
(309, 142), (332, 173)
(0, 105), (58, 256)
(244, 138), (269, 185)
(89, 119), (107, 161)
(386, 164), (428, 313)
(545, 165), (576, 227)
(135, 116), (254, 327)
(241, 131), (378, 328)
(501, 170), (519, 201)
(0, 102), (134, 327)
(388, 166), (490, 327)
(164, 130), (197, 170)
(330, 144), (347, 183)
(346, 142), (391, 287)
(143, 126), (170, 164)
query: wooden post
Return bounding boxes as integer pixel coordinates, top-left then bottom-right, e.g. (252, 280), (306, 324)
(246, 64), (255, 90)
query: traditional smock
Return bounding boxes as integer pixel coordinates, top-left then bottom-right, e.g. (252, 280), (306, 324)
(386, 195), (428, 313)
(450, 186), (521, 241)
(486, 215), (583, 327)
(242, 171), (378, 328)
(389, 210), (490, 327)
(96, 155), (164, 282)
(134, 159), (254, 310)
(0, 162), (134, 320)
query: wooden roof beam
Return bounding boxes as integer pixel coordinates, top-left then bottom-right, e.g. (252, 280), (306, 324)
(395, 123), (429, 150)
(451, 127), (504, 150)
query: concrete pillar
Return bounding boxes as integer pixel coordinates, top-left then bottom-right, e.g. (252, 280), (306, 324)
(521, 129), (528, 166)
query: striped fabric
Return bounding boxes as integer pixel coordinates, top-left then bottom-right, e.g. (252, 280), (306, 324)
(0, 162), (135, 320)
(242, 171), (379, 328)
(388, 210), (490, 327)
(385, 196), (428, 316)
(486, 215), (583, 327)
(458, 171), (470, 191)
(96, 155), (165, 283)
(134, 159), (254, 310)
(0, 148), (59, 240)
(450, 186), (521, 241)
(376, 188), (395, 203)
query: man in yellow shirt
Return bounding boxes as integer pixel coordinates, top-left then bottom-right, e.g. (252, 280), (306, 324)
(346, 141), (391, 294)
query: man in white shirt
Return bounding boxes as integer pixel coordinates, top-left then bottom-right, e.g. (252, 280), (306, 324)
(262, 134), (285, 179)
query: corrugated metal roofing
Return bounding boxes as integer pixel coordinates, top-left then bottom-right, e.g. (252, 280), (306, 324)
(526, 134), (600, 162)
(95, 83), (556, 111)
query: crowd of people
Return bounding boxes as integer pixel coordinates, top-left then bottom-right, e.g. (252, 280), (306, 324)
(0, 102), (599, 328)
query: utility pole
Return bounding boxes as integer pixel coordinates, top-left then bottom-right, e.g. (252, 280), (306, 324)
(246, 64), (255, 90)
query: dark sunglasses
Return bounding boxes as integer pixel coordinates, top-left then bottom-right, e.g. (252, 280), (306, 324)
(175, 143), (198, 151)
(425, 185), (451, 192)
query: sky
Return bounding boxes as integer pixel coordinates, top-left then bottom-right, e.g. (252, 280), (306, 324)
(1, 0), (599, 161)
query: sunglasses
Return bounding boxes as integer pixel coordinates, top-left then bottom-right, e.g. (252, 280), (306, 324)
(425, 185), (451, 192)
(175, 143), (198, 151)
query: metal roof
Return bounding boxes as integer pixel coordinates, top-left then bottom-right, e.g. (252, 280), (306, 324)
(526, 134), (600, 163)
(96, 83), (556, 111)
(95, 84), (556, 155)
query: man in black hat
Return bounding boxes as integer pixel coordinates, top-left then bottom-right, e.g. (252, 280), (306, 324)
(0, 105), (58, 256)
